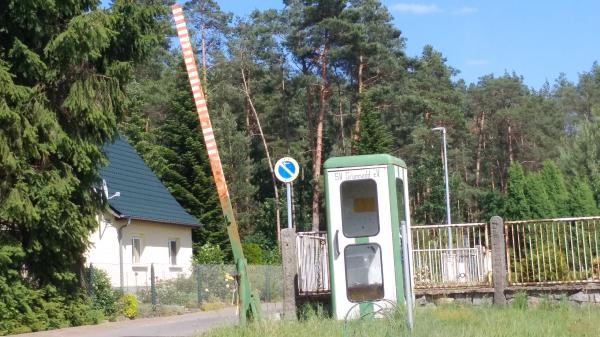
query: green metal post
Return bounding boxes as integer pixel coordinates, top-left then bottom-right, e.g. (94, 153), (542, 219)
(88, 263), (94, 298)
(196, 265), (203, 305)
(150, 263), (157, 310)
(265, 266), (271, 303)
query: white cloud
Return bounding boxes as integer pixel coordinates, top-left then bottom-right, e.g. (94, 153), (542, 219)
(391, 3), (441, 14)
(452, 6), (477, 15)
(466, 59), (489, 66)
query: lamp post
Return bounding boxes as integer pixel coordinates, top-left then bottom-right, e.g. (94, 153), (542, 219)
(432, 127), (453, 249)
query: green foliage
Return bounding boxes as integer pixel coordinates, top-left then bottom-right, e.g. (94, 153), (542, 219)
(155, 275), (197, 308)
(524, 172), (554, 219)
(201, 305), (600, 337)
(540, 161), (570, 217)
(193, 242), (226, 265)
(0, 239), (105, 334)
(568, 176), (599, 216)
(0, 2), (166, 333)
(121, 293), (138, 319)
(242, 243), (263, 264)
(505, 162), (531, 220)
(513, 245), (570, 283)
(123, 60), (228, 252)
(262, 247), (282, 265)
(481, 190), (506, 221)
(352, 100), (393, 155)
(512, 291), (528, 310)
(89, 267), (120, 318)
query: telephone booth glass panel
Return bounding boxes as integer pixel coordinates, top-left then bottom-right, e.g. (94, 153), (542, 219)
(340, 179), (380, 238)
(344, 243), (384, 301)
(396, 178), (406, 224)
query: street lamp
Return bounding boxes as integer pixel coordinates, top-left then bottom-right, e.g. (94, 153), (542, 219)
(432, 127), (453, 249)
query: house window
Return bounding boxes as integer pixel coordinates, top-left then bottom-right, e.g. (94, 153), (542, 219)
(169, 240), (178, 265)
(132, 237), (142, 264)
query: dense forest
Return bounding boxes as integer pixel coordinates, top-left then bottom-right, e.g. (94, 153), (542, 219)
(1, 0), (599, 332)
(121, 0), (600, 255)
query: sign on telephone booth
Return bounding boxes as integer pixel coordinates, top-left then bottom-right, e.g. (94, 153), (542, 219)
(324, 154), (413, 320)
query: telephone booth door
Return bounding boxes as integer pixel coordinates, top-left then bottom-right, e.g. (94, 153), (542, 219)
(325, 164), (397, 319)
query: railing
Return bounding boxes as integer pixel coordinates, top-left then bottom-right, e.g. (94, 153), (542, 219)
(293, 216), (600, 294)
(411, 223), (491, 288)
(505, 216), (600, 286)
(296, 231), (330, 295)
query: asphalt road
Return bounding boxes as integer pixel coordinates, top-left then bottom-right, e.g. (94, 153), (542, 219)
(15, 304), (282, 337)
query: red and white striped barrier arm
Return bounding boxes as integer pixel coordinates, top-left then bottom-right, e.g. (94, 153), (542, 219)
(171, 4), (235, 219)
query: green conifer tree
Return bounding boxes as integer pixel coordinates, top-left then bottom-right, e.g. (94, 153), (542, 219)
(352, 99), (393, 155)
(505, 162), (531, 220)
(0, 0), (165, 290)
(539, 160), (570, 217)
(524, 172), (554, 219)
(569, 176), (599, 216)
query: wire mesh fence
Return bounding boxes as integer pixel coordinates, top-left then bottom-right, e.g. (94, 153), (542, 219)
(134, 264), (283, 308)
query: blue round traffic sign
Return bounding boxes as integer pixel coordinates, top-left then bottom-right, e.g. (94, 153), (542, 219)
(274, 157), (299, 183)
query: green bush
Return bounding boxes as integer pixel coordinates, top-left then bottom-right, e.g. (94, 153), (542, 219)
(0, 243), (103, 335)
(156, 275), (196, 307)
(88, 267), (119, 318)
(121, 294), (138, 319)
(194, 243), (226, 264)
(242, 243), (263, 264)
(512, 245), (570, 282)
(262, 248), (282, 265)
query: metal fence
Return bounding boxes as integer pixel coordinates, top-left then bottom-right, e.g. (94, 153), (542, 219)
(411, 223), (491, 288)
(505, 216), (600, 285)
(296, 231), (330, 295)
(135, 264), (283, 307)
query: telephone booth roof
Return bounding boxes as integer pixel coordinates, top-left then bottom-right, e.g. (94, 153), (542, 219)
(324, 154), (406, 170)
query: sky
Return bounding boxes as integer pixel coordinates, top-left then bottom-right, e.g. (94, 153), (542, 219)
(104, 1), (600, 89)
(216, 0), (599, 89)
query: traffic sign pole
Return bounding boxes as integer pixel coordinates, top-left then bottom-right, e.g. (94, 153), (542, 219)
(274, 157), (299, 230)
(286, 182), (293, 229)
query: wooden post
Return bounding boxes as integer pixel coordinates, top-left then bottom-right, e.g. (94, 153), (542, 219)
(281, 228), (297, 319)
(490, 216), (507, 305)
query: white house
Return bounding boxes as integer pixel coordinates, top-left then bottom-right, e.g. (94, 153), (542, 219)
(86, 137), (200, 289)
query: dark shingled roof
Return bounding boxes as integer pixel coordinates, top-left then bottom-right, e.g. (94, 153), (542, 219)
(99, 137), (200, 227)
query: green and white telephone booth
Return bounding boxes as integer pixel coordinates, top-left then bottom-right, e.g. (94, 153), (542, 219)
(324, 154), (413, 320)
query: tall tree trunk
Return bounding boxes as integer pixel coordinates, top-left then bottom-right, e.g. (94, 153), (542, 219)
(201, 23), (208, 92)
(461, 141), (468, 183)
(304, 63), (314, 155)
(241, 67), (281, 245)
(352, 54), (365, 150)
(311, 45), (329, 231)
(507, 119), (514, 164)
(475, 111), (485, 187)
(337, 83), (345, 151)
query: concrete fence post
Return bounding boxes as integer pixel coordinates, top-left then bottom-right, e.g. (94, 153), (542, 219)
(281, 228), (297, 319)
(490, 216), (507, 305)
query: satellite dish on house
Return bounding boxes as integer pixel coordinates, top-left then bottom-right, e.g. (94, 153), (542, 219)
(102, 179), (121, 200)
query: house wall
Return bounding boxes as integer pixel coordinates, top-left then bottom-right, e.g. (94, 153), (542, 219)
(86, 213), (194, 289)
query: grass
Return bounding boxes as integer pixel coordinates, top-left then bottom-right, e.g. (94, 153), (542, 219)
(198, 304), (600, 337)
